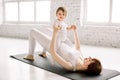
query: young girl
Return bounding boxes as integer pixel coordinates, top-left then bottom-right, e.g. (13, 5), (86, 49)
(24, 7), (102, 75)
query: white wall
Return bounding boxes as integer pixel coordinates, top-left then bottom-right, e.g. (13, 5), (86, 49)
(0, 0), (120, 48)
(0, 0), (3, 25)
(51, 0), (120, 48)
(0, 24), (51, 39)
(79, 26), (120, 48)
(51, 0), (80, 27)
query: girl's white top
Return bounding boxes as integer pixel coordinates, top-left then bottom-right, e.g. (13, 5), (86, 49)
(54, 19), (68, 49)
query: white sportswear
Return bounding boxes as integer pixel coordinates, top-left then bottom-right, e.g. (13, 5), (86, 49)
(28, 27), (83, 71)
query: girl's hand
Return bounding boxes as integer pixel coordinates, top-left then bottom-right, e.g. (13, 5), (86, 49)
(71, 25), (77, 30)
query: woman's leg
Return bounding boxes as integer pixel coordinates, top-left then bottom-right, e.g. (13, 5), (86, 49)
(39, 48), (47, 58)
(24, 28), (51, 60)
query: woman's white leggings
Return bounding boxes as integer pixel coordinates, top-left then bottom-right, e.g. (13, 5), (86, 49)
(28, 28), (73, 55)
(28, 28), (51, 55)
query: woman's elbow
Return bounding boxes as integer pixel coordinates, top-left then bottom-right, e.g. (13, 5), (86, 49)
(64, 62), (73, 71)
(65, 67), (73, 71)
(50, 48), (53, 54)
(50, 47), (55, 55)
(50, 44), (53, 52)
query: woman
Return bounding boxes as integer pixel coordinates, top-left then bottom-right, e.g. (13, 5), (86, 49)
(24, 7), (102, 75)
(50, 25), (102, 75)
(24, 27), (102, 75)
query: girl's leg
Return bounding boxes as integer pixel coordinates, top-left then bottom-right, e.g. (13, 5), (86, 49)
(24, 28), (51, 60)
(64, 38), (73, 47)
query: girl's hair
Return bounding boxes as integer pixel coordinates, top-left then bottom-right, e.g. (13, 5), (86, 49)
(85, 58), (102, 75)
(56, 7), (67, 16)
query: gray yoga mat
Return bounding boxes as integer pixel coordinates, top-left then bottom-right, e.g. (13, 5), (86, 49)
(10, 54), (120, 80)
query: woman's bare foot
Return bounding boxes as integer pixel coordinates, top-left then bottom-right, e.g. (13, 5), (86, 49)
(23, 55), (34, 61)
(39, 52), (47, 58)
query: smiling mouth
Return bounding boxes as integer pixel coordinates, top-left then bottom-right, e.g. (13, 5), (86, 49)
(60, 17), (63, 19)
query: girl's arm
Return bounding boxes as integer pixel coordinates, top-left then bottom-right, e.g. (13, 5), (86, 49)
(50, 26), (73, 70)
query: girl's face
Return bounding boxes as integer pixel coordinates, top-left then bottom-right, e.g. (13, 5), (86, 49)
(56, 10), (66, 21)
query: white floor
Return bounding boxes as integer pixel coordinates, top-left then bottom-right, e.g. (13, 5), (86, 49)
(0, 37), (120, 80)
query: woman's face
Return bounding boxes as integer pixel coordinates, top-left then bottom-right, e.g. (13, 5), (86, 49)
(56, 10), (66, 21)
(83, 57), (93, 69)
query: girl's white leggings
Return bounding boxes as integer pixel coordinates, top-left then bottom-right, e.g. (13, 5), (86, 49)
(28, 28), (73, 55)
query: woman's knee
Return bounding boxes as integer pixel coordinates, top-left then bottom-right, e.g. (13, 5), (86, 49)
(30, 28), (38, 37)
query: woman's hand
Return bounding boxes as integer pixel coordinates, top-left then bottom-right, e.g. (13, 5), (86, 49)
(71, 25), (77, 30)
(53, 25), (62, 33)
(67, 25), (77, 30)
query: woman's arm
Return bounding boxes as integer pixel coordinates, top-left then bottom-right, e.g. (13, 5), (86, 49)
(73, 25), (84, 60)
(72, 25), (81, 51)
(67, 25), (80, 50)
(66, 26), (72, 30)
(74, 30), (80, 51)
(50, 25), (73, 70)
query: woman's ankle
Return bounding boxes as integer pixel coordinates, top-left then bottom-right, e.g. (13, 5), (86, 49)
(39, 52), (47, 58)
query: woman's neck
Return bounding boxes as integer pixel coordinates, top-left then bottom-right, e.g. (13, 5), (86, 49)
(76, 59), (86, 71)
